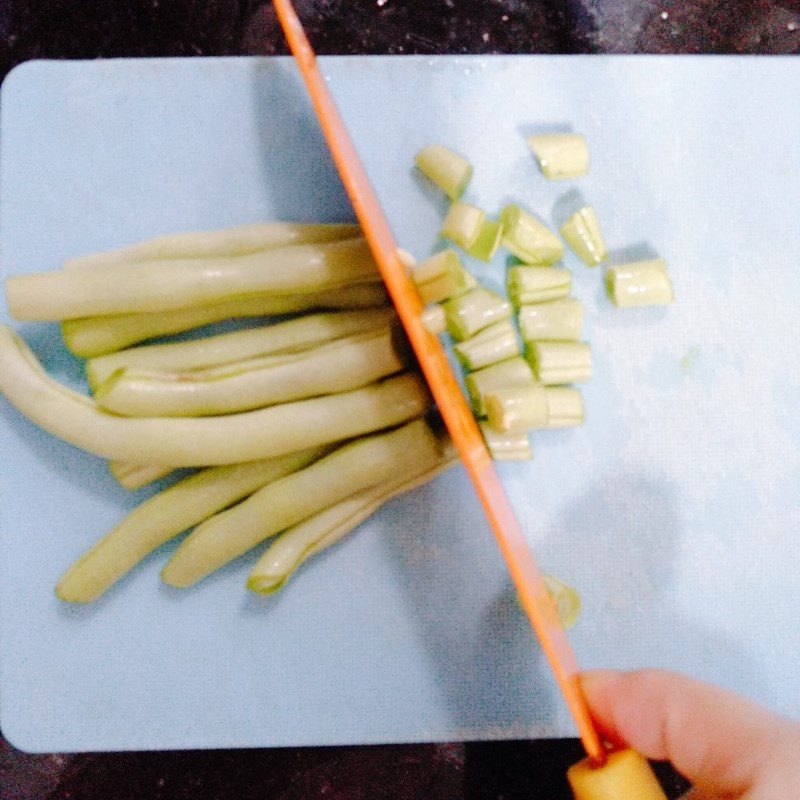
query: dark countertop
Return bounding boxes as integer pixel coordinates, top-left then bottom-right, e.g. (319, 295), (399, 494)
(0, 2), (797, 799)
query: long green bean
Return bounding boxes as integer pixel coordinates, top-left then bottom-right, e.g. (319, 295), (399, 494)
(62, 283), (389, 357)
(56, 448), (325, 603)
(64, 223), (361, 269)
(0, 328), (428, 464)
(86, 308), (393, 389)
(161, 419), (444, 588)
(95, 328), (408, 417)
(247, 455), (456, 595)
(8, 239), (379, 321)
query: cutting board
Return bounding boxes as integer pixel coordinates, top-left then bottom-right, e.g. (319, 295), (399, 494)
(1, 55), (798, 753)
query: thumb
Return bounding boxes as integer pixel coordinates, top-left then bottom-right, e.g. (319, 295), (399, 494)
(580, 669), (799, 797)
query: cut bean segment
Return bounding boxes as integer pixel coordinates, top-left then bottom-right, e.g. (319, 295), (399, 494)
(62, 283), (389, 358)
(56, 448), (324, 603)
(420, 305), (447, 336)
(526, 341), (592, 385)
(500, 205), (564, 265)
(485, 385), (549, 434)
(161, 419), (444, 588)
(414, 145), (473, 200)
(560, 206), (608, 266)
(7, 239), (379, 321)
(545, 387), (585, 429)
(441, 203), (485, 250)
(64, 223), (361, 269)
(444, 287), (512, 341)
(479, 423), (532, 461)
(606, 258), (674, 308)
(454, 320), (520, 371)
(507, 266), (572, 307)
(527, 134), (589, 179)
(410, 250), (473, 305)
(465, 357), (537, 417)
(542, 575), (581, 630)
(466, 219), (503, 261)
(518, 298), (583, 342)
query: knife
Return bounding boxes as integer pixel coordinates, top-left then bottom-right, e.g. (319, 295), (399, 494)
(271, 3), (668, 796)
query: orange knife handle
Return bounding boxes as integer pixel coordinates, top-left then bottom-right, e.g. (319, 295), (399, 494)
(568, 749), (668, 800)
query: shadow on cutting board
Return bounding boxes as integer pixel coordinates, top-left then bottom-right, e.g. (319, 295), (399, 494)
(379, 464), (768, 796)
(378, 467), (560, 739)
(250, 59), (354, 225)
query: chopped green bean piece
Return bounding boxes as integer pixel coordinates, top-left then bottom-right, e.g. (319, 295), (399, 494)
(606, 259), (675, 308)
(415, 145), (473, 200)
(518, 298), (583, 342)
(465, 357), (536, 416)
(485, 385), (549, 433)
(444, 287), (511, 341)
(543, 575), (581, 629)
(466, 219), (503, 261)
(410, 249), (473, 305)
(560, 206), (608, 266)
(500, 205), (564, 265)
(545, 387), (585, 429)
(507, 266), (571, 307)
(479, 422), (532, 462)
(526, 341), (592, 385)
(527, 134), (589, 180)
(454, 320), (520, 371)
(421, 305), (447, 336)
(441, 203), (486, 250)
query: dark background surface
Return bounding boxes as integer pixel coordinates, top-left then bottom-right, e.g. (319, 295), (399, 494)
(0, 1), (798, 798)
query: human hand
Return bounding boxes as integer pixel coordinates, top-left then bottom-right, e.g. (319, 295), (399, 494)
(580, 669), (800, 799)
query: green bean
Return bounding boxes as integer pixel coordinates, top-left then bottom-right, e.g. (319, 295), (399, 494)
(0, 328), (428, 465)
(161, 419), (443, 588)
(62, 283), (389, 357)
(7, 239), (378, 321)
(64, 223), (361, 269)
(56, 448), (325, 603)
(95, 328), (408, 417)
(247, 455), (456, 595)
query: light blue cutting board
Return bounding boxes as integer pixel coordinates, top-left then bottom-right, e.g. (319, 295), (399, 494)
(1, 56), (798, 753)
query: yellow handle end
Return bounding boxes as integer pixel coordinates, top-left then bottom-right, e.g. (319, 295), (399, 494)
(567, 749), (668, 800)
